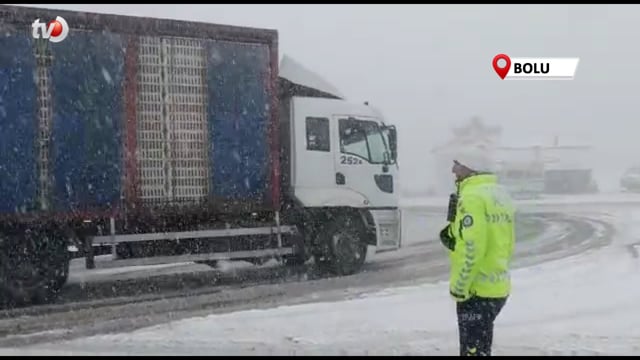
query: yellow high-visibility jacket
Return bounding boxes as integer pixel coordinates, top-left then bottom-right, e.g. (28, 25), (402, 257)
(445, 174), (516, 301)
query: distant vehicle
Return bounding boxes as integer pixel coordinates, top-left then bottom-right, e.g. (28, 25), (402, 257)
(620, 167), (640, 192)
(0, 5), (401, 306)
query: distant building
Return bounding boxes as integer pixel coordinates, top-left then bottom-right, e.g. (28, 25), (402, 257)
(494, 143), (596, 196)
(429, 118), (596, 196)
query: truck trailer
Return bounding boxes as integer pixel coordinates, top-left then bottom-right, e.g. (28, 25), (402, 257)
(0, 5), (401, 306)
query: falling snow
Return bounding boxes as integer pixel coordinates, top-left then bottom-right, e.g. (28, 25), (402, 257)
(101, 67), (113, 85)
(2, 4), (638, 357)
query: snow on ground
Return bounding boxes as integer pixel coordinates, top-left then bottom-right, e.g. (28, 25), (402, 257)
(69, 256), (195, 280)
(4, 211), (640, 355)
(67, 255), (261, 284)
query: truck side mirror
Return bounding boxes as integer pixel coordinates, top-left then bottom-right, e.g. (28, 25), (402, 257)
(388, 126), (397, 161)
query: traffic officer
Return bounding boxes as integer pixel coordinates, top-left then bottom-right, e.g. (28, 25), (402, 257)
(439, 148), (516, 356)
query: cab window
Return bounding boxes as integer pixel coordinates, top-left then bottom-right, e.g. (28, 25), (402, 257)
(305, 117), (330, 152)
(339, 118), (389, 164)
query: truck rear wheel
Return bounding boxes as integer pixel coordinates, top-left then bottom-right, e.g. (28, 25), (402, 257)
(314, 215), (368, 276)
(0, 228), (69, 307)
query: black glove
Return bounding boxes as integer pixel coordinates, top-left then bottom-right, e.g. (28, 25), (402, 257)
(439, 224), (455, 251)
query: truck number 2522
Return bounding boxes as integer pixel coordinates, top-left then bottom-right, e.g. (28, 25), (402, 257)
(340, 155), (363, 165)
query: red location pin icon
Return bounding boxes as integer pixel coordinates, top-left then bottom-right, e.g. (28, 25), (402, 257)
(492, 54), (511, 80)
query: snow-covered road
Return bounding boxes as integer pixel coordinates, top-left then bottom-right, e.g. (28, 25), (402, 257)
(1, 240), (633, 356)
(0, 207), (629, 355)
(27, 246), (640, 356)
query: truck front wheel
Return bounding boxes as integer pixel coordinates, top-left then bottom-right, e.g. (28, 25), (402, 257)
(0, 228), (69, 307)
(314, 215), (368, 276)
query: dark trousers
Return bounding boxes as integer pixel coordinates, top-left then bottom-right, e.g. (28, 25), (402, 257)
(456, 296), (507, 356)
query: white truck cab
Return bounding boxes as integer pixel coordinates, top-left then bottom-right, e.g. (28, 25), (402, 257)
(279, 56), (401, 254)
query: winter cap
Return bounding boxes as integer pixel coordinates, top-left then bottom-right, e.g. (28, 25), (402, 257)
(453, 145), (495, 173)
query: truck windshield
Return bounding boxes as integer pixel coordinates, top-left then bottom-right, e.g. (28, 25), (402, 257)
(339, 118), (391, 164)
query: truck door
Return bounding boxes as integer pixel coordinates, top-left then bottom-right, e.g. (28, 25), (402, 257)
(334, 116), (400, 251)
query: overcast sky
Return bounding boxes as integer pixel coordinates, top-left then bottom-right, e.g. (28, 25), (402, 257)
(18, 4), (640, 191)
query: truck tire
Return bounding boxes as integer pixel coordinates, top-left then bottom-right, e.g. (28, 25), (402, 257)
(0, 228), (69, 307)
(314, 215), (368, 276)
